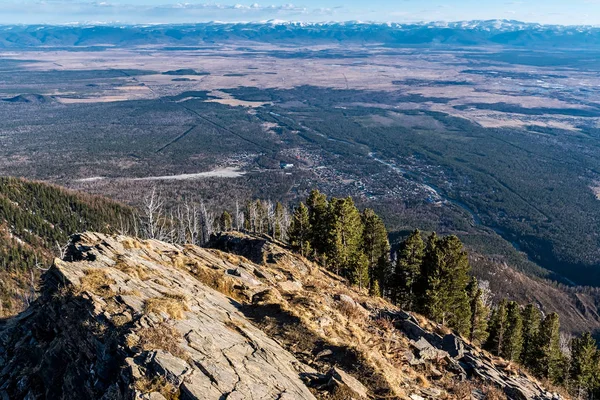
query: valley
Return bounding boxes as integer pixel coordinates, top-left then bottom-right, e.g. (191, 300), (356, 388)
(0, 23), (600, 306)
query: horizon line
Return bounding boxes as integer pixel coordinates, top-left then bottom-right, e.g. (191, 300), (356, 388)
(0, 19), (599, 29)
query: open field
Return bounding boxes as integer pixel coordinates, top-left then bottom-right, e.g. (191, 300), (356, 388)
(1, 42), (600, 286)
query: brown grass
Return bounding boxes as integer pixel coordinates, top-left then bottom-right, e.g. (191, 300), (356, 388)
(190, 265), (244, 301)
(135, 323), (188, 360)
(114, 257), (151, 281)
(336, 301), (366, 323)
(121, 237), (142, 250)
(134, 375), (180, 400)
(144, 296), (189, 320)
(79, 268), (116, 298)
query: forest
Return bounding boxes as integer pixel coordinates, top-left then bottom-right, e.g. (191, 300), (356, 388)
(0, 177), (135, 315)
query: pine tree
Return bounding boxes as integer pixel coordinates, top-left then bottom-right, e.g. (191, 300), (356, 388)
(288, 202), (312, 258)
(570, 332), (598, 397)
(467, 277), (489, 345)
(415, 232), (438, 312)
(534, 313), (563, 383)
(502, 301), (524, 362)
(394, 229), (425, 308)
(349, 252), (370, 290)
(220, 211), (233, 231)
(327, 197), (365, 285)
(361, 208), (390, 296)
(306, 189), (329, 258)
(485, 299), (508, 356)
(521, 304), (542, 369)
(416, 234), (471, 335)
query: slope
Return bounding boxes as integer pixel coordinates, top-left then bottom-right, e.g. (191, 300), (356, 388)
(0, 231), (565, 399)
(0, 176), (135, 316)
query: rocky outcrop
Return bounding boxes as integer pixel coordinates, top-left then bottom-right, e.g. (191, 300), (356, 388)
(0, 233), (316, 399)
(387, 311), (563, 400)
(0, 232), (567, 400)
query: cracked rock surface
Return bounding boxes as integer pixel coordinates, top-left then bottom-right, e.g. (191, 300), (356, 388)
(0, 232), (315, 400)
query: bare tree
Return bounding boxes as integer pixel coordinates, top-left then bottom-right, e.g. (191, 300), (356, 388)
(141, 187), (168, 240)
(235, 199), (241, 231)
(184, 201), (200, 245)
(199, 200), (215, 244)
(266, 200), (275, 237)
(478, 279), (493, 308)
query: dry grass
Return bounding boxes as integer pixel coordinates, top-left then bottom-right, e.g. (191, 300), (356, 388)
(79, 268), (116, 298)
(144, 296), (189, 320)
(190, 265), (243, 301)
(134, 375), (180, 400)
(114, 257), (151, 281)
(134, 323), (188, 360)
(336, 301), (366, 323)
(482, 385), (506, 400)
(121, 237), (142, 250)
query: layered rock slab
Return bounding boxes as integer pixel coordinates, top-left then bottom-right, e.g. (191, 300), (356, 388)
(0, 232), (315, 400)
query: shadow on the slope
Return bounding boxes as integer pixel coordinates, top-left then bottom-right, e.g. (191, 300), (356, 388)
(230, 299), (396, 399)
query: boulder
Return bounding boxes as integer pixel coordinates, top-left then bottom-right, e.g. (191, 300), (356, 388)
(442, 334), (464, 359)
(327, 367), (369, 399)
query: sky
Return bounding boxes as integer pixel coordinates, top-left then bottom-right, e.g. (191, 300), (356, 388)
(1, 0), (600, 26)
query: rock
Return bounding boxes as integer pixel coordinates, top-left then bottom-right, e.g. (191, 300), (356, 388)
(227, 267), (262, 287)
(411, 337), (446, 361)
(442, 334), (464, 359)
(0, 232), (317, 400)
(147, 393), (167, 400)
(410, 394), (425, 400)
(335, 293), (357, 307)
(315, 349), (333, 359)
(421, 387), (443, 398)
(327, 367), (369, 399)
(399, 319), (428, 341)
(278, 280), (303, 292)
(150, 350), (191, 385)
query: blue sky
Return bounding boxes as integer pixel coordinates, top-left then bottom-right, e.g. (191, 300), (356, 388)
(2, 0), (600, 25)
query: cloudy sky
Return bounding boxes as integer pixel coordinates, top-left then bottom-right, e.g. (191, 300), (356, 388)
(2, 0), (600, 25)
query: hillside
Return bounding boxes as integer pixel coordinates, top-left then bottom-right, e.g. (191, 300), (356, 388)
(0, 231), (564, 399)
(0, 177), (135, 316)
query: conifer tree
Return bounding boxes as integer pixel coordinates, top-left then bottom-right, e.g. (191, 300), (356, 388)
(220, 211), (233, 231)
(416, 234), (471, 335)
(502, 301), (524, 362)
(306, 189), (329, 257)
(327, 197), (365, 284)
(361, 208), (390, 296)
(394, 229), (424, 308)
(349, 252), (370, 290)
(535, 313), (563, 383)
(467, 277), (489, 345)
(415, 232), (438, 312)
(288, 202), (312, 258)
(570, 332), (598, 396)
(486, 299), (508, 356)
(521, 304), (542, 369)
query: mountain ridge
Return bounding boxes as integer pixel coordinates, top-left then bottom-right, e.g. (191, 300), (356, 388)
(0, 231), (565, 399)
(2, 21), (600, 48)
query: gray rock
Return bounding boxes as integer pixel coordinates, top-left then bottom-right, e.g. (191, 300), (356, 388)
(327, 367), (369, 399)
(0, 232), (317, 400)
(150, 350), (191, 385)
(442, 334), (464, 359)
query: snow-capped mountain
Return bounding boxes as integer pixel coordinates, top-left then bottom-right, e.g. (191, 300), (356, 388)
(0, 20), (599, 48)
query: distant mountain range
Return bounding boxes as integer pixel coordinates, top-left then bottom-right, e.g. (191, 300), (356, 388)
(1, 20), (600, 49)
